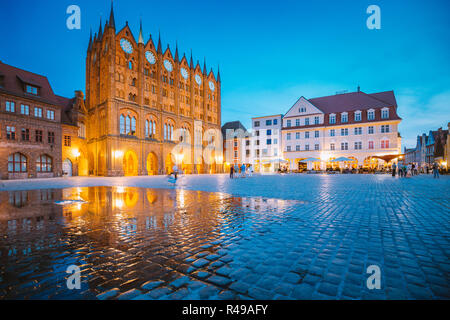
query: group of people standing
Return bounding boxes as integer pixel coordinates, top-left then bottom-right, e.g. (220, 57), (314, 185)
(392, 162), (441, 178)
(230, 163), (253, 179)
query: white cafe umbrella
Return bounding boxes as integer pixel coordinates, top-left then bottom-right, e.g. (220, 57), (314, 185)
(331, 156), (354, 162)
(300, 157), (322, 162)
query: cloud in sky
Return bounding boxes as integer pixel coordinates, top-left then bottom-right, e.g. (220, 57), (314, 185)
(397, 91), (450, 148)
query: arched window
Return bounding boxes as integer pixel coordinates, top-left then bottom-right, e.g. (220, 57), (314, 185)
(131, 116), (136, 134)
(166, 124), (173, 141)
(145, 119), (156, 138)
(8, 153), (27, 173)
(131, 78), (136, 86)
(120, 113), (137, 135)
(36, 155), (53, 172)
(120, 114), (125, 134)
(128, 61), (133, 70)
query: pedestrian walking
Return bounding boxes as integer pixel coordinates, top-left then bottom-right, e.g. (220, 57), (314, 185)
(433, 162), (440, 179)
(234, 164), (239, 178)
(230, 165), (234, 179)
(172, 164), (179, 181)
(392, 163), (397, 177)
(241, 163), (246, 178)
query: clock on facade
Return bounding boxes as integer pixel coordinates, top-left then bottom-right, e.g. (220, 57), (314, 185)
(195, 74), (202, 85)
(163, 59), (173, 72)
(180, 67), (189, 80)
(209, 81), (215, 91)
(145, 51), (156, 64)
(120, 38), (133, 54)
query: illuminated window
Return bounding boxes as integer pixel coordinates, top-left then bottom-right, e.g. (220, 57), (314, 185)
(21, 104), (29, 115)
(47, 110), (55, 120)
(8, 153), (27, 173)
(26, 85), (38, 95)
(6, 101), (15, 112)
(34, 107), (42, 118)
(36, 155), (53, 172)
(6, 126), (15, 140)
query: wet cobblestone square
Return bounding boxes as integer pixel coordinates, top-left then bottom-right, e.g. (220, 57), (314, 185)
(0, 174), (449, 300)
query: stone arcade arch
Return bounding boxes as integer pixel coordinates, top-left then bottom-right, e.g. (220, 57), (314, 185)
(123, 150), (138, 176)
(165, 153), (174, 174)
(146, 152), (158, 175)
(63, 159), (73, 176)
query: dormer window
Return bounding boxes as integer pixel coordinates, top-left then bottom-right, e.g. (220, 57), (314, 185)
(26, 85), (38, 95)
(354, 111), (361, 121)
(381, 108), (389, 119)
(341, 112), (348, 123)
(329, 114), (336, 124)
(367, 109), (375, 120)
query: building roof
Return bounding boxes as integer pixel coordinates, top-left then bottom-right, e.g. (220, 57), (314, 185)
(221, 121), (248, 138)
(252, 114), (283, 120)
(308, 91), (396, 114)
(0, 61), (63, 106)
(55, 95), (76, 125)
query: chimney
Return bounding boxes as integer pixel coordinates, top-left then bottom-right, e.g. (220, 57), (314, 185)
(357, 85), (360, 92)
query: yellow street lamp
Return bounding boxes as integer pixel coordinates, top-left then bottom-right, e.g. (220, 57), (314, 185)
(72, 148), (81, 159)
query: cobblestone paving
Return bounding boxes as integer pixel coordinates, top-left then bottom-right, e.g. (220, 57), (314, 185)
(0, 174), (449, 300)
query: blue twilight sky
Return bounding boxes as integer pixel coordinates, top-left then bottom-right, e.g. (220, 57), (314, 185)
(0, 0), (449, 148)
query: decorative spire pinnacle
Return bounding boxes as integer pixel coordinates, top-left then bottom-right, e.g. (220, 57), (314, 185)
(157, 31), (162, 54)
(217, 65), (221, 82)
(97, 18), (103, 40)
(88, 28), (93, 51)
(138, 19), (144, 44)
(109, 0), (115, 29)
(174, 41), (179, 62)
(189, 50), (194, 68)
(203, 58), (207, 75)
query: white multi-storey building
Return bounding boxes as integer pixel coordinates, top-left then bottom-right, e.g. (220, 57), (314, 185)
(250, 115), (283, 172)
(281, 90), (402, 171)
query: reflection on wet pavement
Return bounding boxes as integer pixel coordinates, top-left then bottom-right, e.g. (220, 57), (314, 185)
(0, 187), (302, 300)
(1, 183), (449, 300)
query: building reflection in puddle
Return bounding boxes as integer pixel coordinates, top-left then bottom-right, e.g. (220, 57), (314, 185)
(0, 187), (301, 299)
